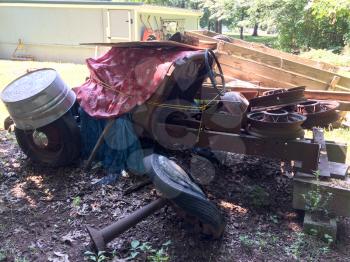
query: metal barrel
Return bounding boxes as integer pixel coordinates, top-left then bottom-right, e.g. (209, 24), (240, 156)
(0, 68), (76, 130)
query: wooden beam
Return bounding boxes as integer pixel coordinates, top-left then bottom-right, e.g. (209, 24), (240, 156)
(185, 31), (350, 92)
(188, 30), (340, 73)
(219, 53), (329, 90)
(221, 64), (294, 88)
(218, 42), (350, 91)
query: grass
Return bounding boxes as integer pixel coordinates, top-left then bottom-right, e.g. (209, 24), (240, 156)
(300, 48), (350, 77)
(226, 33), (278, 48)
(0, 60), (88, 128)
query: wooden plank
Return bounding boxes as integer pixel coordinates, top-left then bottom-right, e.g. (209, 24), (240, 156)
(188, 30), (350, 91)
(218, 41), (350, 91)
(189, 30), (340, 73)
(187, 28), (350, 91)
(221, 64), (294, 88)
(312, 128), (331, 178)
(219, 53), (329, 90)
(329, 76), (341, 91)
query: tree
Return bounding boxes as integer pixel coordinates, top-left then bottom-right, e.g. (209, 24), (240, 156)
(274, 0), (350, 51)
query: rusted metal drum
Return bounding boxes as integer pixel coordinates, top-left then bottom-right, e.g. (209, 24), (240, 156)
(1, 68), (75, 130)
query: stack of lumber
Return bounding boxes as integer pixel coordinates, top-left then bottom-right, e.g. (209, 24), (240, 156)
(185, 30), (350, 110)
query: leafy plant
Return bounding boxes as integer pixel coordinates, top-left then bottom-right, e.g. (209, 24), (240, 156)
(269, 214), (279, 224)
(239, 235), (255, 253)
(246, 185), (270, 208)
(285, 232), (305, 260)
(84, 251), (108, 262)
(72, 196), (81, 207)
(127, 240), (171, 261)
(0, 251), (6, 262)
(302, 170), (333, 218)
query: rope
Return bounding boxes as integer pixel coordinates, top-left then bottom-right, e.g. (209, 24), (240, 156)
(91, 76), (221, 142)
(91, 77), (133, 97)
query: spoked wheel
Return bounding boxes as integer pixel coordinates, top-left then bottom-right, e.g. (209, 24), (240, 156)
(204, 49), (226, 96)
(15, 111), (80, 167)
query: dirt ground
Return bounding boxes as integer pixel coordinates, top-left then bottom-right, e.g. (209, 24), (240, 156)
(1, 129), (350, 262)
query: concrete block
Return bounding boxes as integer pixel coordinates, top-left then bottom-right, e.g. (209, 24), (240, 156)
(293, 174), (350, 217)
(303, 212), (337, 241)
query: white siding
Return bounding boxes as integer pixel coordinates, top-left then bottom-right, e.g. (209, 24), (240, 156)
(0, 4), (200, 63)
(0, 7), (105, 45)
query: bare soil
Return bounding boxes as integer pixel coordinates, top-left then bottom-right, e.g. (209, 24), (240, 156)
(1, 130), (350, 262)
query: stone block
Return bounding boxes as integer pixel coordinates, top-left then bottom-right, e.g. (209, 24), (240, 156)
(303, 212), (337, 242)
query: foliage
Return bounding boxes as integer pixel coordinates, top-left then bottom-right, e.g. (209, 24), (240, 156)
(274, 0), (350, 51)
(245, 185), (270, 208)
(72, 196), (82, 207)
(227, 34), (278, 47)
(128, 240), (172, 261)
(0, 251), (6, 262)
(302, 170), (333, 217)
(84, 251), (108, 262)
(285, 232), (333, 260)
(300, 48), (350, 67)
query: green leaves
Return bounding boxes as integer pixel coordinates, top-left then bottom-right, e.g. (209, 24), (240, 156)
(127, 240), (172, 261)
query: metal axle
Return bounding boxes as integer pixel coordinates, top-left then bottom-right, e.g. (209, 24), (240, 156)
(87, 198), (168, 251)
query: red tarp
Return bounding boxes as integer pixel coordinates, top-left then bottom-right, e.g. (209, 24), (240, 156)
(74, 47), (200, 118)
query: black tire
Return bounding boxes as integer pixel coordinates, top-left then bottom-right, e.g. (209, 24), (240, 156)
(144, 154), (225, 238)
(15, 111), (80, 167)
(172, 194), (226, 239)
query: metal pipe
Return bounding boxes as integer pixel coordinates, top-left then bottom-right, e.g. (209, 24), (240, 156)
(87, 198), (168, 251)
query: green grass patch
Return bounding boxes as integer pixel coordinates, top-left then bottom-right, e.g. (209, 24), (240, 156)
(0, 60), (88, 129)
(300, 49), (350, 77)
(300, 49), (350, 67)
(226, 34), (278, 48)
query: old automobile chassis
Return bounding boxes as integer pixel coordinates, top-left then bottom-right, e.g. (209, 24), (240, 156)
(84, 49), (348, 251)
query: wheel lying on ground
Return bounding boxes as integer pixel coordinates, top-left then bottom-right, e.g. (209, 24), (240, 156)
(144, 154), (226, 239)
(15, 111), (80, 167)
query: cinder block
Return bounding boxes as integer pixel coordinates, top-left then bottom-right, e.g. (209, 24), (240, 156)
(303, 212), (337, 241)
(293, 174), (350, 217)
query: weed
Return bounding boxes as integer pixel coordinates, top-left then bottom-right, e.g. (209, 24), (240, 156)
(0, 250), (6, 262)
(269, 214), (279, 224)
(239, 235), (255, 253)
(14, 258), (29, 262)
(285, 232), (305, 260)
(302, 170), (333, 218)
(84, 251), (108, 262)
(324, 234), (334, 246)
(72, 196), (81, 207)
(245, 185), (270, 208)
(127, 240), (171, 261)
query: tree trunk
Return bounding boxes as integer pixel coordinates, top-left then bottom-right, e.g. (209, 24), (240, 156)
(240, 12), (245, 40)
(252, 23), (259, 36)
(214, 20), (222, 34)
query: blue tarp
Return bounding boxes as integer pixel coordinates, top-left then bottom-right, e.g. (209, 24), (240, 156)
(79, 108), (145, 178)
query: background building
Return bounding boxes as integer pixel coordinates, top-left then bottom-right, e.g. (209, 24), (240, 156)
(0, 0), (201, 63)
